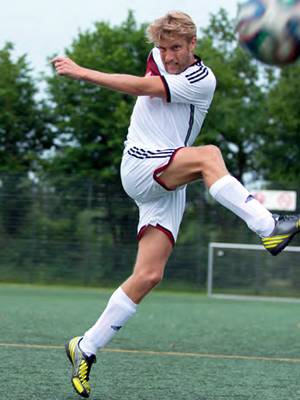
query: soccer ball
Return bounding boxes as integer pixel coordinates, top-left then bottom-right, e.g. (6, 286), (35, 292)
(236, 0), (300, 65)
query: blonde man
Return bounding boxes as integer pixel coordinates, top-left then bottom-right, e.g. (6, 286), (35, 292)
(53, 11), (300, 398)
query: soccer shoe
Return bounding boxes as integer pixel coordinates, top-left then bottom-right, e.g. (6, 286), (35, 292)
(65, 336), (96, 398)
(261, 215), (300, 256)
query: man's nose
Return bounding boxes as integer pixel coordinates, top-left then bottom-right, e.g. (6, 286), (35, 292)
(164, 50), (175, 63)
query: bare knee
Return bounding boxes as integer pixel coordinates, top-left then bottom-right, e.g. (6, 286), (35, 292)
(134, 268), (164, 290)
(191, 145), (228, 187)
(195, 145), (228, 181)
(197, 145), (223, 168)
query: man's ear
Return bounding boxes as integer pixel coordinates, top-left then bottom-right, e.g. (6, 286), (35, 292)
(190, 36), (197, 51)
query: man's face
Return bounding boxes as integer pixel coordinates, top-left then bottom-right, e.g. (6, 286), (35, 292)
(158, 35), (196, 74)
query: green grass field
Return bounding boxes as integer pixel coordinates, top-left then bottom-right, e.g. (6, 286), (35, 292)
(1, 284), (300, 400)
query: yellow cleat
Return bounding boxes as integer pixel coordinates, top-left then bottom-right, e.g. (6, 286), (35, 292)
(261, 215), (300, 256)
(65, 336), (96, 398)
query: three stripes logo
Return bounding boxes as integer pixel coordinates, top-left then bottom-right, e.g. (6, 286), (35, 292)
(262, 235), (289, 249)
(185, 63), (209, 84)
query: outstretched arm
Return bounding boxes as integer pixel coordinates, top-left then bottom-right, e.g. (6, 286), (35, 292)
(51, 56), (166, 100)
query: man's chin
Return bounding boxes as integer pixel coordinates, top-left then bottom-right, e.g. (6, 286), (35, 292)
(166, 66), (181, 74)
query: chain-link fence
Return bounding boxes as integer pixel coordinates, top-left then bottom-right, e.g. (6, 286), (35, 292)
(0, 173), (299, 292)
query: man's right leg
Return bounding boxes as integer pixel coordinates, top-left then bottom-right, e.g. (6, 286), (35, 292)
(157, 145), (275, 236)
(66, 226), (173, 398)
(157, 145), (300, 254)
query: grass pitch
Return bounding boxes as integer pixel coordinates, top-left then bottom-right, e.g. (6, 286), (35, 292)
(1, 284), (300, 399)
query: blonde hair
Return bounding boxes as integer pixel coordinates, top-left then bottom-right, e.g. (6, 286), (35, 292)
(146, 11), (197, 45)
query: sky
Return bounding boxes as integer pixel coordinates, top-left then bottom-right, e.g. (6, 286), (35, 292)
(0, 0), (238, 77)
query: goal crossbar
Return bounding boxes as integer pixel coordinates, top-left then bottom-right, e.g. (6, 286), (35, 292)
(207, 242), (300, 302)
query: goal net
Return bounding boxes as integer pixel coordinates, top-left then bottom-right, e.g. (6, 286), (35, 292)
(207, 242), (300, 302)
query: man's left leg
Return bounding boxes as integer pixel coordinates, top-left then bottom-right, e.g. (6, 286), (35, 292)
(66, 226), (173, 398)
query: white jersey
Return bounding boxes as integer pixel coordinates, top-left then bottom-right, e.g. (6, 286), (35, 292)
(124, 47), (216, 150)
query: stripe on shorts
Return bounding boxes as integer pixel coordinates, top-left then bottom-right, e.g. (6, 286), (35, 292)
(127, 147), (175, 160)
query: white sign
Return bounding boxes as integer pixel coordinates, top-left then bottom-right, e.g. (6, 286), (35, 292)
(251, 190), (297, 211)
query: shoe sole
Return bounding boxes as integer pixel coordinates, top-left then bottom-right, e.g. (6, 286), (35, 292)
(65, 342), (72, 364)
(269, 233), (296, 256)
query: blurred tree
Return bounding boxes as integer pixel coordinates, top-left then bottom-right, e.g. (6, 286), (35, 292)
(0, 43), (53, 235)
(259, 64), (300, 186)
(0, 42), (53, 172)
(46, 11), (151, 181)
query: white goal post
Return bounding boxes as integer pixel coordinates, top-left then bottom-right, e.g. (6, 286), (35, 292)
(207, 242), (300, 303)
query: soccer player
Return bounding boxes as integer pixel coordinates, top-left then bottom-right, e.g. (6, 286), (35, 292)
(52, 11), (300, 398)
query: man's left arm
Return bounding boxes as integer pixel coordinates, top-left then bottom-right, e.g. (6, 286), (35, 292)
(52, 56), (167, 99)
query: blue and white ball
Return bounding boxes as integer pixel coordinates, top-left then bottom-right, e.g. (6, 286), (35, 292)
(236, 0), (300, 65)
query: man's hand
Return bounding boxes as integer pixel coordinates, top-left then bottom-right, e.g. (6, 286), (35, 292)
(51, 56), (85, 80)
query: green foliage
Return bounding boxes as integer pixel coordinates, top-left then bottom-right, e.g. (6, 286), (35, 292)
(46, 11), (151, 181)
(0, 43), (54, 237)
(0, 42), (53, 172)
(260, 64), (300, 185)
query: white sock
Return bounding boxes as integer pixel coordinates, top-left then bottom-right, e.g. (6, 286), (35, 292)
(80, 287), (138, 356)
(209, 175), (275, 237)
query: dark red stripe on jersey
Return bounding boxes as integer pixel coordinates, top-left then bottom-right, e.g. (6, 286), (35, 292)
(146, 52), (160, 76)
(137, 224), (175, 246)
(146, 51), (170, 102)
(153, 147), (184, 190)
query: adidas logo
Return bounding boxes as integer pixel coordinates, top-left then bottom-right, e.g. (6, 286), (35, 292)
(245, 194), (255, 203)
(111, 325), (122, 331)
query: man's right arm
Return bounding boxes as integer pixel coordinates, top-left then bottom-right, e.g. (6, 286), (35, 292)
(52, 56), (167, 100)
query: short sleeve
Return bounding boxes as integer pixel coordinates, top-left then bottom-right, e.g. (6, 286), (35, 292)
(162, 66), (216, 110)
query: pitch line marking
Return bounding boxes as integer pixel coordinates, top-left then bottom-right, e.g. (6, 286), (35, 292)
(1, 342), (300, 364)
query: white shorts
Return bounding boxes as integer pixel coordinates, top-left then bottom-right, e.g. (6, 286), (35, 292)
(120, 146), (186, 245)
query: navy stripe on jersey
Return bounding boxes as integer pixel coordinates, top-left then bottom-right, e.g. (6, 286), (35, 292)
(161, 76), (171, 102)
(184, 105), (195, 146)
(127, 147), (175, 160)
(185, 64), (205, 78)
(188, 69), (209, 84)
(185, 65), (209, 84)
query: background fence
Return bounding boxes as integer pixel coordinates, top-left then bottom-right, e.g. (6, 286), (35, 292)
(0, 173), (299, 292)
